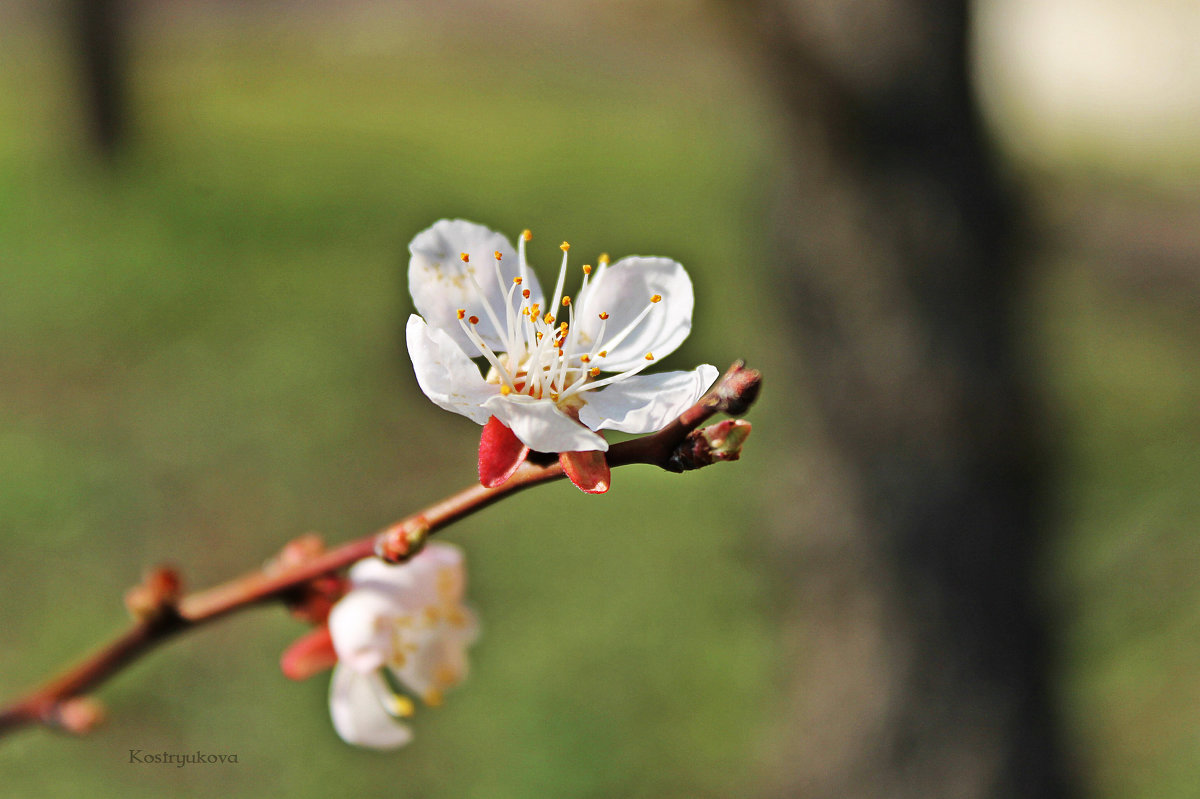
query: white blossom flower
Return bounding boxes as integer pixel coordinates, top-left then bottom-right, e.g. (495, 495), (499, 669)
(327, 544), (478, 750)
(406, 219), (718, 492)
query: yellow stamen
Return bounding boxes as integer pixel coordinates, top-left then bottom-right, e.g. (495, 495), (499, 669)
(582, 264), (592, 275)
(513, 276), (523, 284)
(460, 253), (469, 263)
(599, 253), (610, 266)
(522, 229), (532, 241)
(645, 352), (655, 361)
(598, 312), (609, 320)
(580, 354), (591, 363)
(588, 367), (600, 378)
(560, 241), (570, 252)
(500, 385), (511, 395)
(468, 315), (479, 325)
(543, 312), (555, 325)
(561, 296), (571, 307)
(494, 251), (502, 260)
(456, 309), (466, 320)
(651, 294), (662, 303)
(522, 289), (531, 299)
(598, 350), (607, 357)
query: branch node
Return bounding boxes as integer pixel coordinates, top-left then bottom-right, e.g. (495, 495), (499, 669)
(667, 419), (753, 472)
(375, 516), (430, 564)
(713, 361), (762, 416)
(268, 535), (347, 624)
(124, 566), (182, 622)
(51, 696), (107, 735)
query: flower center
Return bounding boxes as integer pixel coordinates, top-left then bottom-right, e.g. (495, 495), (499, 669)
(454, 231), (663, 407)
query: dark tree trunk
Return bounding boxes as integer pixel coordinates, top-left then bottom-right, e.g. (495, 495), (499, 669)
(70, 0), (128, 158)
(736, 1), (1077, 797)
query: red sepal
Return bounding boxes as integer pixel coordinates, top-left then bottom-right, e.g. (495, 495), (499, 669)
(559, 450), (611, 494)
(478, 416), (530, 488)
(280, 625), (338, 681)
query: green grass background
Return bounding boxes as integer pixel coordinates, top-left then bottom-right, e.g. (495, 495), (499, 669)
(0, 5), (1197, 798)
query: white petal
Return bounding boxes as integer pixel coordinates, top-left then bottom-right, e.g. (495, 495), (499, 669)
(577, 365), (719, 434)
(328, 590), (394, 673)
(574, 257), (694, 371)
(347, 556), (417, 591)
(393, 622), (475, 702)
(406, 314), (497, 425)
(408, 219), (543, 351)
(329, 666), (414, 750)
(408, 544), (466, 599)
(482, 394), (608, 453)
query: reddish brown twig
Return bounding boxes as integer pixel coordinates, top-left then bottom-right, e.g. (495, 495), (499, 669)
(0, 361), (760, 740)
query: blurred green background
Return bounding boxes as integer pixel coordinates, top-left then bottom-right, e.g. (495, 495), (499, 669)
(1, 2), (1198, 798)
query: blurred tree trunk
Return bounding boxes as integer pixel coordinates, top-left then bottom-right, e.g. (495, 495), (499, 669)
(735, 2), (1077, 797)
(69, 0), (128, 157)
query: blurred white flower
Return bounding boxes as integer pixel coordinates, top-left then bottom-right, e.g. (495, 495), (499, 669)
(327, 544), (478, 750)
(406, 219), (717, 492)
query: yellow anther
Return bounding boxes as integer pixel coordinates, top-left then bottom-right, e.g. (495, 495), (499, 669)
(598, 350), (607, 357)
(580, 354), (591, 363)
(560, 241), (570, 252)
(494, 251), (503, 260)
(387, 695), (416, 718)
(543, 312), (555, 325)
(588, 367), (600, 378)
(598, 253), (610, 265)
(650, 294), (662, 303)
(513, 276), (523, 284)
(522, 229), (532, 241)
(468, 315), (479, 325)
(500, 385), (512, 396)
(536, 332), (543, 342)
(598, 312), (609, 320)
(562, 296), (571, 307)
(460, 253), (470, 263)
(582, 264), (592, 275)
(522, 289), (531, 299)
(456, 309), (466, 320)
(645, 352), (655, 361)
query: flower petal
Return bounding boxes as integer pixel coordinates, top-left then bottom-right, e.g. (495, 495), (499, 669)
(328, 589), (396, 673)
(408, 219), (543, 351)
(577, 365), (719, 434)
(574, 256), (694, 371)
(329, 666), (414, 750)
(483, 394), (608, 453)
(406, 314), (496, 425)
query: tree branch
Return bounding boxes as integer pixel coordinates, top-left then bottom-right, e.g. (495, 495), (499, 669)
(0, 361), (760, 740)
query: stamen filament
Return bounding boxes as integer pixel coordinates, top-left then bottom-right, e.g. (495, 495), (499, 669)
(458, 317), (516, 392)
(560, 355), (656, 398)
(464, 268), (507, 348)
(593, 299), (658, 357)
